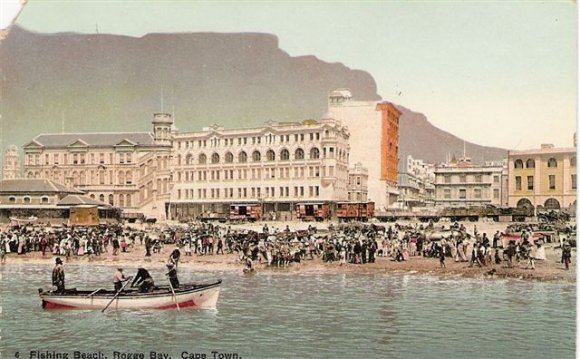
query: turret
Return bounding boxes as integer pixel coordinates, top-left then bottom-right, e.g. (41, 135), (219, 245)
(152, 113), (173, 146)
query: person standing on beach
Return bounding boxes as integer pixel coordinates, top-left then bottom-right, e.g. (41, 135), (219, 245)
(439, 245), (446, 268)
(144, 235), (152, 257)
(561, 240), (572, 270)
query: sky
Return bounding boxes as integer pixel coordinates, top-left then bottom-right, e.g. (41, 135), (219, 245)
(2, 0), (578, 150)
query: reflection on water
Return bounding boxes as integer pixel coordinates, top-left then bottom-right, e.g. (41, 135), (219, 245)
(0, 264), (575, 359)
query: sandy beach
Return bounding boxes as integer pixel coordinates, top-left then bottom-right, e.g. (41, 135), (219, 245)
(2, 220), (576, 284)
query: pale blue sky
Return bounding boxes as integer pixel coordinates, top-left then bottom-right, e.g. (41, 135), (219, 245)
(9, 0), (578, 149)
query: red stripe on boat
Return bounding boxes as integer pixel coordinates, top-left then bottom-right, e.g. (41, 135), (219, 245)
(42, 301), (78, 310)
(155, 300), (196, 309)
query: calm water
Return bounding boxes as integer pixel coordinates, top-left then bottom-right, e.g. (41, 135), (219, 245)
(0, 264), (575, 359)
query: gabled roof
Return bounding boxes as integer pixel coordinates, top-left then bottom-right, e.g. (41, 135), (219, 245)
(57, 194), (110, 207)
(0, 179), (84, 194)
(31, 132), (155, 148)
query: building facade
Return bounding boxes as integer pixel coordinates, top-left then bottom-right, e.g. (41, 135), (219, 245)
(169, 117), (350, 220)
(434, 158), (505, 208)
(508, 144), (576, 211)
(347, 162), (369, 202)
(327, 89), (401, 210)
(22, 114), (173, 219)
(2, 145), (21, 180)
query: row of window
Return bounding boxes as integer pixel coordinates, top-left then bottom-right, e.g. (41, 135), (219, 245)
(177, 186), (321, 200)
(7, 196), (50, 204)
(441, 188), (499, 200)
(88, 193), (133, 207)
(176, 165), (336, 182)
(27, 152), (135, 166)
(441, 174), (498, 184)
(176, 131), (333, 150)
(177, 147), (346, 166)
(514, 175), (577, 191)
(513, 157), (576, 169)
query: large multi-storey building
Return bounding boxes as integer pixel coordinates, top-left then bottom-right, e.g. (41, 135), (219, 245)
(169, 117), (350, 220)
(327, 89), (401, 210)
(22, 114), (173, 219)
(434, 158), (505, 208)
(2, 145), (21, 180)
(508, 144), (576, 211)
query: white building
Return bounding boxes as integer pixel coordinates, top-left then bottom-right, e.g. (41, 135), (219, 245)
(326, 89), (401, 211)
(347, 162), (369, 202)
(2, 145), (21, 180)
(434, 158), (505, 208)
(169, 117), (350, 220)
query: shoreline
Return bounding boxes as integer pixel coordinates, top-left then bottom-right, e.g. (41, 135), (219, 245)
(3, 250), (575, 285)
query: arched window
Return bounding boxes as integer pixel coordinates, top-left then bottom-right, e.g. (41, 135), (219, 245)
(99, 194), (105, 203)
(126, 194), (132, 207)
(177, 154), (182, 166)
(526, 159), (535, 168)
(118, 171), (125, 185)
(516, 198), (533, 210)
(514, 159), (524, 169)
(548, 158), (557, 168)
(41, 196), (49, 204)
(23, 196), (31, 204)
(8, 196), (16, 203)
(280, 149), (290, 161)
(544, 198), (560, 209)
(239, 151), (248, 163)
(126, 171), (132, 184)
(108, 194), (114, 206)
(571, 156), (576, 167)
(266, 150), (276, 161)
(225, 152), (234, 163)
(310, 147), (320, 159)
(211, 153), (220, 164)
(252, 151), (261, 162)
(89, 194), (95, 199)
(185, 154), (193, 165)
(119, 194), (125, 207)
(295, 148), (305, 160)
(199, 153), (207, 164)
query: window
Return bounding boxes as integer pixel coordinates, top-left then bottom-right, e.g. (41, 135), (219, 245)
(280, 149), (290, 161)
(514, 159), (524, 169)
(239, 151), (247, 163)
(266, 150), (276, 161)
(199, 153), (207, 164)
(460, 175), (466, 183)
(23, 196), (31, 203)
(572, 174), (577, 190)
(549, 175), (556, 190)
(571, 157), (576, 167)
(526, 159), (535, 168)
(515, 176), (522, 191)
(474, 189), (481, 199)
(295, 148), (305, 160)
(444, 175), (451, 184)
(548, 158), (557, 168)
(225, 152), (233, 163)
(310, 148), (320, 159)
(527, 176), (534, 191)
(494, 175), (500, 184)
(459, 189), (466, 199)
(493, 189), (499, 199)
(444, 189), (451, 199)
(8, 196), (15, 203)
(99, 194), (105, 203)
(211, 153), (220, 164)
(252, 151), (261, 162)
(474, 175), (482, 183)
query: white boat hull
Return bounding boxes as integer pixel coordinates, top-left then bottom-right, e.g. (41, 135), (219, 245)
(39, 281), (221, 310)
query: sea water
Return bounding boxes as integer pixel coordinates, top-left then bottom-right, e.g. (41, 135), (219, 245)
(0, 264), (575, 359)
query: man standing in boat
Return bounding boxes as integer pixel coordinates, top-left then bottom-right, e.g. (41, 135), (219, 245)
(113, 267), (129, 292)
(166, 249), (181, 288)
(52, 257), (65, 293)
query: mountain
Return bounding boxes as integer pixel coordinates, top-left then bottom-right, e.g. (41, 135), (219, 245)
(0, 25), (506, 170)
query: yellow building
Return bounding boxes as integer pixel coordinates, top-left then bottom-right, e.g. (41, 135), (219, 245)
(508, 144), (576, 211)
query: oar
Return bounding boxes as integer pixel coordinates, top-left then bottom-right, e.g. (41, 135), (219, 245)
(168, 278), (180, 311)
(101, 276), (133, 313)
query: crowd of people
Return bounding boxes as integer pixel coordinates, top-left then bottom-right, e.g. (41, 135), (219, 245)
(1, 218), (575, 289)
